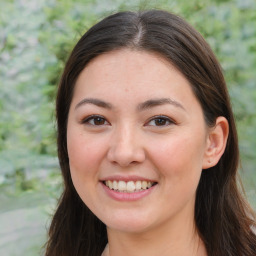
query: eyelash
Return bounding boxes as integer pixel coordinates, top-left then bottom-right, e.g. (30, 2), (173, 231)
(81, 115), (110, 126)
(145, 115), (176, 127)
(81, 114), (176, 127)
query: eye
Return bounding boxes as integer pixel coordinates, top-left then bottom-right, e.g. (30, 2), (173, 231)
(81, 115), (109, 126)
(146, 116), (175, 127)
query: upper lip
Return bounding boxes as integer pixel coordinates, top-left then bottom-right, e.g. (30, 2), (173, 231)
(100, 175), (157, 183)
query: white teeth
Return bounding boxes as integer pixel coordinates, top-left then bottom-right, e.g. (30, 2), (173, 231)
(108, 181), (113, 189)
(147, 181), (153, 188)
(113, 180), (118, 190)
(104, 180), (156, 192)
(127, 181), (136, 192)
(135, 181), (142, 190)
(142, 181), (147, 190)
(118, 181), (126, 191)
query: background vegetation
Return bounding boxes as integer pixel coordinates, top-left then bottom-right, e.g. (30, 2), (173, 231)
(0, 0), (255, 255)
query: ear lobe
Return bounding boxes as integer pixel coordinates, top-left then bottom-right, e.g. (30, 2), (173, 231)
(203, 116), (229, 169)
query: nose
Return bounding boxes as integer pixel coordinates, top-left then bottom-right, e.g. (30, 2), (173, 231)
(107, 124), (146, 167)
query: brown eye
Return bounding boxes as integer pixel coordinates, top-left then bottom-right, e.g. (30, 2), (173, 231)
(154, 118), (168, 126)
(92, 117), (106, 125)
(146, 116), (174, 127)
(82, 115), (109, 126)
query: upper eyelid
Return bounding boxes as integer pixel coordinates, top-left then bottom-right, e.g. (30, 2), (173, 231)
(144, 116), (177, 127)
(81, 114), (109, 124)
(80, 114), (176, 125)
(146, 115), (175, 123)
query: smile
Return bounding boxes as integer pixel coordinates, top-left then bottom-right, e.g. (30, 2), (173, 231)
(103, 180), (157, 193)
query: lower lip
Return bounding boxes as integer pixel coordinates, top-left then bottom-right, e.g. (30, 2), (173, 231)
(101, 182), (157, 201)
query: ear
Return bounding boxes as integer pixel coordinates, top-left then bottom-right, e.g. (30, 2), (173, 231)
(203, 116), (229, 169)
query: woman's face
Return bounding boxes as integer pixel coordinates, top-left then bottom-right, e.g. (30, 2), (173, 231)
(67, 49), (211, 234)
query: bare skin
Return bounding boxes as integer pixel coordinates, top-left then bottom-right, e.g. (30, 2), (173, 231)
(103, 216), (207, 256)
(67, 49), (228, 256)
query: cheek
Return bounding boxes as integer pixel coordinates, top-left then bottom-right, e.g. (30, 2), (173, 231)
(67, 130), (106, 207)
(148, 133), (206, 181)
(67, 130), (104, 178)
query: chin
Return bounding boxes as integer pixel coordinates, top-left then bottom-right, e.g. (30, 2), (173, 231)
(102, 211), (154, 234)
(108, 221), (151, 234)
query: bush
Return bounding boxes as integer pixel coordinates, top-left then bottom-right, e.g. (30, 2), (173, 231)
(0, 0), (255, 254)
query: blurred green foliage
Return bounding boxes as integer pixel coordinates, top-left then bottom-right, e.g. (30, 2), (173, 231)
(0, 0), (255, 254)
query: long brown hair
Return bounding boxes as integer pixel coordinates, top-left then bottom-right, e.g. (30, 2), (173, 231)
(45, 10), (256, 256)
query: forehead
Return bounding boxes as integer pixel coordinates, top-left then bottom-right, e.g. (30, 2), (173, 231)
(72, 49), (201, 112)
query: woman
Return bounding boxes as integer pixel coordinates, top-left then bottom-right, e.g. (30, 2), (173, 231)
(45, 10), (256, 256)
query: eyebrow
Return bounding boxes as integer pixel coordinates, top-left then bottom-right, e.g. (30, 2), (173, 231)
(75, 98), (113, 110)
(75, 97), (185, 111)
(137, 98), (186, 111)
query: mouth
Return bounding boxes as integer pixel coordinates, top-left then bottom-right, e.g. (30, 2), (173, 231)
(102, 180), (158, 193)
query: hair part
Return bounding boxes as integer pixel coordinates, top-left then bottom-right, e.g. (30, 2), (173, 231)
(45, 10), (256, 256)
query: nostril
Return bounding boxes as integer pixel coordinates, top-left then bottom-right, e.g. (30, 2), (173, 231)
(107, 146), (146, 167)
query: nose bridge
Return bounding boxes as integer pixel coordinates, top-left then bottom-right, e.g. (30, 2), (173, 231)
(107, 122), (145, 166)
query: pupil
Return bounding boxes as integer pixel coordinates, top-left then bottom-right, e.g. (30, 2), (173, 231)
(95, 117), (104, 125)
(156, 118), (166, 126)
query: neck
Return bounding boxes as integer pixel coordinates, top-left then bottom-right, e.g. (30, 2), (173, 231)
(105, 212), (207, 256)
